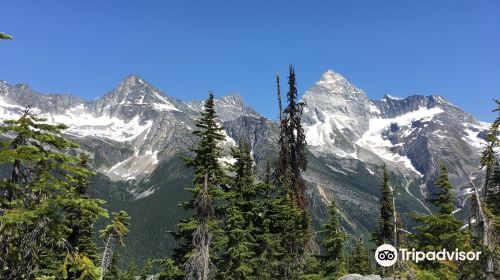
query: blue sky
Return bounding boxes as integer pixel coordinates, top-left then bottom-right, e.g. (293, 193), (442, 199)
(0, 0), (499, 121)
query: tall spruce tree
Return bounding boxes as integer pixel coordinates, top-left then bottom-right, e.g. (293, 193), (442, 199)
(252, 161), (282, 279)
(321, 198), (347, 278)
(410, 164), (462, 269)
(65, 153), (104, 262)
(171, 92), (226, 280)
(219, 143), (259, 279)
(155, 257), (184, 280)
(282, 66), (307, 209)
(271, 67), (313, 279)
(372, 166), (396, 246)
(0, 109), (107, 279)
(349, 236), (371, 275)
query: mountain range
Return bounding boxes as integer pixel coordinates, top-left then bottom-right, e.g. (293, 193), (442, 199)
(0, 70), (490, 263)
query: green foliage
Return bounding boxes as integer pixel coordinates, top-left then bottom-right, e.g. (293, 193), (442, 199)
(100, 210), (131, 245)
(320, 199), (347, 278)
(410, 164), (462, 272)
(139, 259), (152, 280)
(0, 32), (12, 40)
(219, 143), (259, 279)
(103, 253), (121, 280)
(171, 92), (227, 278)
(0, 110), (107, 279)
(371, 165), (395, 246)
(122, 261), (138, 280)
(349, 236), (371, 275)
(59, 252), (101, 280)
(270, 66), (313, 278)
(154, 258), (184, 280)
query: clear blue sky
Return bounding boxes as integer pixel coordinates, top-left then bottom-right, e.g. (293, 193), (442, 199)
(1, 0), (499, 121)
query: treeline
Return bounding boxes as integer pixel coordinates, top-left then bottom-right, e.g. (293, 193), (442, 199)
(0, 65), (499, 280)
(98, 68), (500, 280)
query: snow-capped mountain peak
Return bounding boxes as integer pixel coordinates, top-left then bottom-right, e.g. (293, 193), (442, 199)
(97, 75), (181, 113)
(314, 70), (360, 94)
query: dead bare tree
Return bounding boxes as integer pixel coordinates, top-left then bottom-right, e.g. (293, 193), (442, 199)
(468, 171), (495, 280)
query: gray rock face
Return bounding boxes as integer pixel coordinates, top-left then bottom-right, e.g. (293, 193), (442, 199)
(187, 93), (260, 122)
(0, 71), (491, 260)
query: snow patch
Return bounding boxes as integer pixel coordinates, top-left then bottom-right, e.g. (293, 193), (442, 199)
(50, 106), (153, 142)
(356, 107), (444, 176)
(369, 103), (381, 114)
(327, 165), (348, 176)
(105, 149), (161, 181)
(462, 128), (486, 149)
(366, 166), (375, 175)
(134, 187), (156, 200)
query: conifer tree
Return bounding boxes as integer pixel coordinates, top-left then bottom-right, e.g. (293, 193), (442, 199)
(155, 258), (184, 280)
(252, 161), (282, 279)
(481, 100), (500, 213)
(66, 153), (105, 262)
(140, 259), (153, 280)
(372, 166), (396, 246)
(122, 261), (139, 280)
(410, 164), (462, 269)
(99, 210), (131, 280)
(0, 109), (106, 279)
(349, 236), (371, 275)
(321, 198), (347, 278)
(270, 67), (313, 278)
(467, 99), (500, 280)
(277, 66), (308, 209)
(220, 143), (258, 279)
(171, 92), (226, 280)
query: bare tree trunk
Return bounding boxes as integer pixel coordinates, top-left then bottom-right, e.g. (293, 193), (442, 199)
(469, 171), (494, 280)
(184, 174), (213, 280)
(99, 233), (116, 280)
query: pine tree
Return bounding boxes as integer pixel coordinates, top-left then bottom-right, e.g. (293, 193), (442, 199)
(277, 66), (308, 209)
(349, 236), (371, 275)
(0, 108), (107, 279)
(155, 258), (184, 280)
(372, 166), (396, 246)
(252, 161), (282, 279)
(410, 164), (462, 270)
(467, 99), (500, 280)
(99, 210), (131, 280)
(220, 143), (259, 279)
(140, 259), (153, 280)
(321, 198), (347, 278)
(270, 67), (313, 278)
(481, 100), (500, 214)
(65, 153), (105, 262)
(171, 92), (226, 280)
(122, 261), (138, 280)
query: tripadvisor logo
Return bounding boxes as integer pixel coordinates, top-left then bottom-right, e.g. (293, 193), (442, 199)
(375, 244), (481, 267)
(375, 244), (398, 267)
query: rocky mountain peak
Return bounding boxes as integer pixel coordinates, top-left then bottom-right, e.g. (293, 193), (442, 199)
(313, 70), (360, 94)
(120, 74), (147, 88)
(95, 75), (181, 115)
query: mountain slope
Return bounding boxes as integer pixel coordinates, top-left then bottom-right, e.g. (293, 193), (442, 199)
(0, 71), (490, 263)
